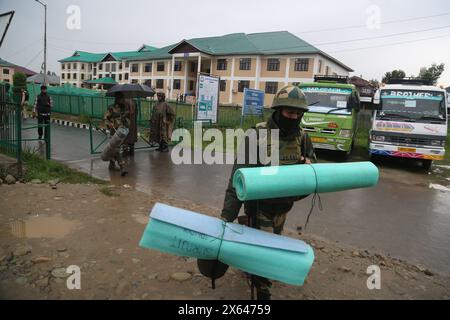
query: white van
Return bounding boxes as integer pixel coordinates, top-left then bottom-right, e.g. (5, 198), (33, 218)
(370, 79), (448, 170)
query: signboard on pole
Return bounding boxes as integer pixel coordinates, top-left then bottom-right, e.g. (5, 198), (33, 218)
(242, 88), (264, 117)
(196, 74), (220, 124)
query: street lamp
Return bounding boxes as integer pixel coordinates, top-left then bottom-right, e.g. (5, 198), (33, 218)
(35, 0), (47, 85)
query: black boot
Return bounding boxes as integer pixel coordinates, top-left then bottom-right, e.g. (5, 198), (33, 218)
(109, 161), (119, 171)
(159, 141), (169, 152)
(256, 289), (271, 300)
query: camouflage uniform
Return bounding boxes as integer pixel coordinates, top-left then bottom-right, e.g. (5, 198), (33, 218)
(104, 103), (130, 169)
(221, 85), (316, 299)
(149, 93), (176, 151)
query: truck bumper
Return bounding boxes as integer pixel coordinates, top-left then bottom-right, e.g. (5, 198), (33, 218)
(369, 142), (445, 160)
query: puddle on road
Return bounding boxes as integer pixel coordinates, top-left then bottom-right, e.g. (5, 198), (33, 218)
(9, 216), (78, 239)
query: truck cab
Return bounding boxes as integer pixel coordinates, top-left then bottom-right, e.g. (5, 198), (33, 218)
(297, 76), (360, 157)
(370, 78), (448, 170)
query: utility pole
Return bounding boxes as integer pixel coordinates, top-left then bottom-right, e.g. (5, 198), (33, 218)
(35, 0), (47, 85)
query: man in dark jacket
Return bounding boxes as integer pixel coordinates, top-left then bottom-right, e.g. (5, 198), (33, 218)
(33, 85), (53, 140)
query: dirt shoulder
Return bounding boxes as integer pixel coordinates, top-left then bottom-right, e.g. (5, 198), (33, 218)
(0, 182), (449, 300)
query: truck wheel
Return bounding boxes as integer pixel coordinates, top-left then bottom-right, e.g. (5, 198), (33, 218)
(422, 159), (433, 171)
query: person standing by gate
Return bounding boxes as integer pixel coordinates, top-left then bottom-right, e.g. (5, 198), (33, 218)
(149, 92), (175, 152)
(33, 85), (53, 140)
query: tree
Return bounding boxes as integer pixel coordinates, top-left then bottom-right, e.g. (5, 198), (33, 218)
(382, 70), (405, 83)
(418, 63), (445, 85)
(369, 79), (380, 88)
(12, 72), (27, 103)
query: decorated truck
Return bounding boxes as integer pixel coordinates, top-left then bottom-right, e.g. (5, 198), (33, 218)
(370, 78), (448, 170)
(298, 76), (360, 158)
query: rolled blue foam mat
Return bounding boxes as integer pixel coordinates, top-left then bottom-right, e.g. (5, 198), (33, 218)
(232, 161), (379, 201)
(139, 203), (314, 286)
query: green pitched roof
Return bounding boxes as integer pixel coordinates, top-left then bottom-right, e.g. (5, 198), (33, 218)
(85, 77), (117, 85)
(58, 31), (352, 71)
(0, 57), (16, 67)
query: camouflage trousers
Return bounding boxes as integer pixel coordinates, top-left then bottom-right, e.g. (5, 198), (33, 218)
(252, 210), (288, 294)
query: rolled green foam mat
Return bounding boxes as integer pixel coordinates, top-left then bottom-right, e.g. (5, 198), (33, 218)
(232, 161), (379, 201)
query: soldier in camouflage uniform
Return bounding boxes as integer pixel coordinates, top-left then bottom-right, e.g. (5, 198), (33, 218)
(220, 85), (316, 300)
(149, 92), (176, 152)
(104, 92), (130, 176)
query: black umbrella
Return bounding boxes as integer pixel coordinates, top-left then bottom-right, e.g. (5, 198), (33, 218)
(106, 83), (155, 98)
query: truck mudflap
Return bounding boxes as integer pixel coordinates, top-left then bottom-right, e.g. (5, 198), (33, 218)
(369, 143), (445, 160)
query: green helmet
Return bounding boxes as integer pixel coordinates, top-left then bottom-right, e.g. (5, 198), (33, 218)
(271, 85), (308, 111)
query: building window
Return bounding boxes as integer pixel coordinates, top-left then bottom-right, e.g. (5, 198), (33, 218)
(119, 74), (122, 81)
(220, 80), (226, 92)
(173, 79), (181, 90)
(174, 61), (182, 72)
(73, 73), (77, 79)
(318, 59), (323, 73)
(267, 59), (280, 71)
(217, 59), (227, 71)
(131, 79), (138, 84)
(239, 58), (251, 71)
(238, 80), (250, 92)
(144, 63), (152, 73)
(119, 63), (123, 70)
(111, 64), (116, 72)
(156, 79), (164, 89)
(111, 74), (116, 80)
(93, 68), (97, 76)
(190, 62), (197, 73)
(67, 73), (71, 79)
(157, 62), (165, 72)
(294, 58), (309, 72)
(144, 79), (152, 87)
(89, 75), (92, 80)
(99, 74), (102, 79)
(125, 61), (129, 68)
(3, 68), (10, 74)
(325, 66), (330, 75)
(265, 82), (278, 94)
(99, 63), (103, 71)
(61, 73), (65, 79)
(61, 64), (65, 70)
(189, 80), (194, 91)
(131, 64), (139, 73)
(73, 63), (77, 69)
(124, 73), (129, 80)
(105, 64), (110, 72)
(81, 74), (84, 80)
(81, 64), (85, 70)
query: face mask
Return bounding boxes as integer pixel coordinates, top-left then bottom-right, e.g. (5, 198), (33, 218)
(274, 110), (302, 135)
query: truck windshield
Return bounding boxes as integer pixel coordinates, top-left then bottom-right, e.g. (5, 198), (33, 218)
(379, 89), (446, 121)
(302, 87), (352, 115)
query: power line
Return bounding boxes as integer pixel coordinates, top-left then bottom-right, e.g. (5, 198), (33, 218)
(4, 39), (42, 60)
(315, 24), (450, 46)
(328, 33), (450, 54)
(25, 48), (43, 67)
(296, 11), (450, 34)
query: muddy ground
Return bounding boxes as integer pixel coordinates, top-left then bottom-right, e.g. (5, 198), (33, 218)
(0, 182), (449, 300)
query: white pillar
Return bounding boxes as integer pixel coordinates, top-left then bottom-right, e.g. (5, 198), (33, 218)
(170, 55), (175, 100)
(285, 57), (290, 86)
(229, 57), (235, 104)
(255, 55), (261, 89)
(183, 58), (188, 95)
(197, 55), (202, 74)
(210, 59), (213, 75)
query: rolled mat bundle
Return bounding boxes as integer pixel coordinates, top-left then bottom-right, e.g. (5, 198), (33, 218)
(101, 126), (129, 161)
(139, 203), (314, 286)
(233, 161), (379, 201)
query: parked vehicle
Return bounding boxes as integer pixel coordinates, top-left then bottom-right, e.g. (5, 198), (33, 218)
(370, 78), (448, 170)
(298, 76), (361, 158)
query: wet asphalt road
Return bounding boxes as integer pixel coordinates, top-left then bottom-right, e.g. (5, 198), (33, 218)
(22, 120), (450, 276)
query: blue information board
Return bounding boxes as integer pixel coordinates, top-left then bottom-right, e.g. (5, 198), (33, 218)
(242, 88), (265, 117)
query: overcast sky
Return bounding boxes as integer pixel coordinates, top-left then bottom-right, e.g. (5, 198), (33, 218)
(1, 0), (450, 86)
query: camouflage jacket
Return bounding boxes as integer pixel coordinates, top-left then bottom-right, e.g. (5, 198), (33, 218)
(104, 104), (130, 130)
(221, 116), (317, 222)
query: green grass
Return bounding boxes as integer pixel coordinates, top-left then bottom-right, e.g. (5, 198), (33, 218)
(21, 152), (105, 184)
